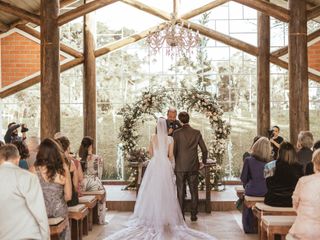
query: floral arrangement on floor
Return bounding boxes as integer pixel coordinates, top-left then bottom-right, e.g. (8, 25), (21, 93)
(119, 87), (231, 190)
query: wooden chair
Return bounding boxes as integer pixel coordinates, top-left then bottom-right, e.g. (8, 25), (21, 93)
(253, 202), (296, 239)
(79, 195), (97, 231)
(82, 190), (105, 224)
(49, 217), (68, 240)
(261, 215), (296, 240)
(244, 195), (264, 208)
(68, 204), (89, 240)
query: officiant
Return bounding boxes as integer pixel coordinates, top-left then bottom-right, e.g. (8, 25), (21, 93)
(166, 107), (181, 136)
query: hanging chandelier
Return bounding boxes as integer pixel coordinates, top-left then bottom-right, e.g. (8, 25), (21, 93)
(146, 2), (200, 57)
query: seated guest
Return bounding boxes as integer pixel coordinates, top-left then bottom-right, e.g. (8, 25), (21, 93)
(79, 136), (106, 224)
(13, 140), (30, 170)
(287, 149), (320, 240)
(264, 142), (303, 207)
(0, 144), (49, 240)
(31, 138), (72, 240)
(296, 131), (313, 175)
(305, 140), (320, 175)
(240, 137), (271, 233)
(242, 136), (261, 161)
(56, 136), (79, 206)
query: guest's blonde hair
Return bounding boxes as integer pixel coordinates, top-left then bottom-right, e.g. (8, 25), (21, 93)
(312, 149), (320, 172)
(251, 137), (271, 162)
(298, 131), (314, 149)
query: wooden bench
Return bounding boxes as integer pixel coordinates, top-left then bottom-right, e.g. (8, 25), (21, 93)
(49, 217), (68, 240)
(253, 202), (296, 239)
(68, 204), (89, 240)
(244, 195), (264, 208)
(82, 190), (105, 224)
(261, 215), (296, 240)
(235, 186), (245, 199)
(79, 195), (97, 231)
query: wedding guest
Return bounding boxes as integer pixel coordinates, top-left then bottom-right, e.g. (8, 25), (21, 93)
(269, 126), (284, 160)
(26, 136), (40, 167)
(166, 107), (181, 136)
(306, 140), (320, 175)
(0, 144), (49, 240)
(264, 142), (303, 207)
(32, 138), (72, 240)
(56, 136), (79, 206)
(13, 140), (30, 170)
(240, 137), (271, 233)
(79, 136), (106, 224)
(4, 122), (28, 143)
(286, 149), (320, 240)
(242, 136), (261, 161)
(296, 131), (313, 175)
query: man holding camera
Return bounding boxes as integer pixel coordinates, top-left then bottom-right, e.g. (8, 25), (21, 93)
(4, 122), (28, 144)
(269, 125), (283, 160)
(166, 107), (181, 136)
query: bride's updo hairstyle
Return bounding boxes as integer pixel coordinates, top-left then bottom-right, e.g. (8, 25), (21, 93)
(178, 111), (189, 124)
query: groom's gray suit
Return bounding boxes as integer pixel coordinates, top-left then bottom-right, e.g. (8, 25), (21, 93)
(173, 124), (208, 219)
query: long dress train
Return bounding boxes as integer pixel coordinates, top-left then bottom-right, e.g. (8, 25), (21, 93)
(105, 118), (216, 240)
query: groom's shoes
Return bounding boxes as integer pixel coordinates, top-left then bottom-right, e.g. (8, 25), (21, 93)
(191, 215), (198, 222)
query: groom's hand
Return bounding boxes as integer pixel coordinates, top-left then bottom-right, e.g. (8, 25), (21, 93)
(168, 128), (174, 135)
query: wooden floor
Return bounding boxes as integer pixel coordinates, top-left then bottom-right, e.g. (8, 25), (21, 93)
(83, 211), (258, 240)
(106, 185), (240, 211)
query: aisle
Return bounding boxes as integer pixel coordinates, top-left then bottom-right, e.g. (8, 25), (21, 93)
(84, 211), (258, 240)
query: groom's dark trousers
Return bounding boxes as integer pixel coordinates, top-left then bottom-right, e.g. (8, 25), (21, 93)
(173, 124), (208, 218)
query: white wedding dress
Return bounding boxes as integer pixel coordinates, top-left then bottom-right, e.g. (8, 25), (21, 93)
(106, 118), (216, 240)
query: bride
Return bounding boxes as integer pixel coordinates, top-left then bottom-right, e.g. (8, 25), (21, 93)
(106, 118), (216, 240)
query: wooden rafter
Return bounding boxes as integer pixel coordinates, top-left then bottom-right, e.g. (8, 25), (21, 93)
(271, 28), (320, 58)
(95, 22), (167, 57)
(0, 58), (84, 98)
(180, 0), (229, 20)
(0, 0), (40, 25)
(16, 25), (83, 58)
(121, 0), (171, 21)
(0, 20), (9, 32)
(9, 0), (78, 30)
(307, 5), (320, 20)
(232, 0), (290, 22)
(58, 0), (118, 26)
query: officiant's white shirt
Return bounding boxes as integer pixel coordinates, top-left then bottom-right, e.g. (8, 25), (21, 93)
(0, 161), (49, 240)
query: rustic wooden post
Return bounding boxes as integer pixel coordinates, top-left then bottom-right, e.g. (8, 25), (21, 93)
(288, 0), (309, 145)
(40, 0), (60, 139)
(83, 0), (97, 151)
(257, 2), (270, 137)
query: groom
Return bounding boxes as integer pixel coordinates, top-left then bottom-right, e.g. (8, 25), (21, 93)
(173, 111), (208, 221)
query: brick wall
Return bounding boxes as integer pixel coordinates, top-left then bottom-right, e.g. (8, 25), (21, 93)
(1, 32), (41, 87)
(308, 41), (320, 72)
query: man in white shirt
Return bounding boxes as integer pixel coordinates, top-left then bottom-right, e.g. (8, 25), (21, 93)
(0, 144), (49, 240)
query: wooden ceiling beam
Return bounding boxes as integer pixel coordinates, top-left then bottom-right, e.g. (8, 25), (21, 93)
(271, 28), (320, 57)
(16, 25), (83, 58)
(0, 20), (9, 32)
(232, 0), (290, 22)
(0, 0), (40, 25)
(180, 0), (229, 20)
(121, 0), (171, 20)
(95, 22), (167, 57)
(58, 0), (118, 26)
(0, 57), (84, 98)
(307, 5), (320, 20)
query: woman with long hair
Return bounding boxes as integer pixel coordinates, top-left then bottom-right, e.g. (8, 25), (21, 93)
(79, 136), (106, 224)
(31, 138), (72, 240)
(264, 141), (303, 207)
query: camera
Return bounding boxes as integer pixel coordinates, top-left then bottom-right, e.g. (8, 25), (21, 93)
(268, 129), (274, 139)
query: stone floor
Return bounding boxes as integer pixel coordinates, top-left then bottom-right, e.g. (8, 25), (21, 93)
(83, 210), (258, 240)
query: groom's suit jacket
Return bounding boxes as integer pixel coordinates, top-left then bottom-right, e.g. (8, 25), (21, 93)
(173, 124), (208, 172)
